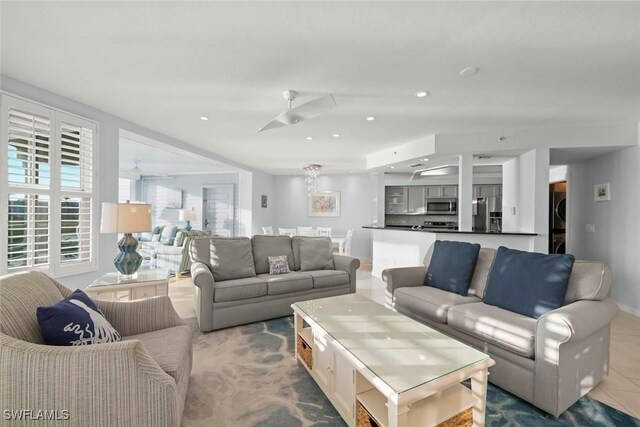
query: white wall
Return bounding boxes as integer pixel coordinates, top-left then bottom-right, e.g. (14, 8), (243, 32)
(567, 144), (640, 315)
(141, 173), (239, 234)
(272, 174), (376, 260)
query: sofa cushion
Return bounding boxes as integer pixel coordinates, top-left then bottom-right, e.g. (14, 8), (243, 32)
(257, 272), (313, 295)
(125, 325), (191, 384)
(37, 289), (121, 346)
(251, 235), (295, 274)
(563, 261), (612, 304)
(174, 231), (186, 247)
(468, 248), (496, 298)
(484, 247), (575, 319)
(213, 277), (267, 302)
(395, 286), (482, 324)
(298, 237), (335, 271)
(448, 302), (536, 358)
(304, 270), (350, 289)
(424, 240), (480, 296)
(159, 226), (178, 245)
(268, 255), (291, 275)
(209, 237), (257, 281)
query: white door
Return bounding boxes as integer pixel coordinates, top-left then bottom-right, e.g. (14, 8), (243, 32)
(313, 333), (333, 393)
(332, 348), (356, 422)
(203, 185), (235, 236)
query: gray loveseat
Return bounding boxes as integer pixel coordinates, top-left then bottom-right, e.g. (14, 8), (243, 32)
(190, 235), (360, 332)
(383, 243), (618, 417)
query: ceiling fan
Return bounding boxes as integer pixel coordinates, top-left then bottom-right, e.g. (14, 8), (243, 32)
(258, 90), (336, 133)
(120, 159), (169, 180)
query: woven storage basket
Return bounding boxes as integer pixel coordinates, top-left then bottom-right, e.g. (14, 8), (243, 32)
(297, 334), (312, 370)
(356, 401), (472, 427)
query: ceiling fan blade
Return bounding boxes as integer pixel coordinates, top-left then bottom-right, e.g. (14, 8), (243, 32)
(257, 94), (336, 133)
(289, 94), (336, 120)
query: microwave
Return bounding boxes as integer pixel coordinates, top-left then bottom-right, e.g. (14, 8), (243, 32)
(426, 198), (457, 215)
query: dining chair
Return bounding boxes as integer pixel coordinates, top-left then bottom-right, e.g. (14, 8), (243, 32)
(317, 227), (332, 237)
(279, 228), (297, 236)
(299, 229), (319, 237)
(261, 226), (274, 235)
(342, 229), (354, 255)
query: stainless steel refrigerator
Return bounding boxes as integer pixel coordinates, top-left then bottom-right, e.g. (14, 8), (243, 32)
(473, 196), (502, 232)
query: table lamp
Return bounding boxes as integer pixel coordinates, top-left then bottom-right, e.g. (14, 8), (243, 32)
(179, 208), (197, 231)
(100, 201), (152, 275)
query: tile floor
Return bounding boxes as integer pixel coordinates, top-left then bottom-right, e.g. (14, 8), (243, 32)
(168, 263), (640, 419)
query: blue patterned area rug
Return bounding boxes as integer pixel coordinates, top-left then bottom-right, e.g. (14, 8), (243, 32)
(181, 316), (639, 427)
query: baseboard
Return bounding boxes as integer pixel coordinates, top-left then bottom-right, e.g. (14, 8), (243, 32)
(616, 302), (640, 318)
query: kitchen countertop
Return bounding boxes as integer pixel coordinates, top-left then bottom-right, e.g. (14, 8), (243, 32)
(362, 225), (537, 236)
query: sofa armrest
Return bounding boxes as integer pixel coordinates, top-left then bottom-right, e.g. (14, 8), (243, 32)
(536, 298), (619, 344)
(190, 261), (215, 331)
(155, 244), (186, 255)
(0, 333), (179, 426)
(534, 298), (618, 416)
(381, 266), (427, 296)
(96, 296), (185, 337)
(332, 254), (360, 293)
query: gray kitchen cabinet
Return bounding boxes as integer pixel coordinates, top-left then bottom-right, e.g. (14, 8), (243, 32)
(385, 186), (408, 214)
(426, 185), (458, 198)
(407, 186), (426, 214)
(473, 185), (503, 198)
(441, 186), (458, 197)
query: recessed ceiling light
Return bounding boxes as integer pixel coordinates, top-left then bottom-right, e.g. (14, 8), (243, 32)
(305, 137), (313, 140)
(414, 91), (429, 98)
(199, 116), (209, 121)
(385, 165), (395, 169)
(332, 133), (341, 138)
(366, 116), (375, 121)
(459, 66), (479, 77)
(422, 158), (430, 161)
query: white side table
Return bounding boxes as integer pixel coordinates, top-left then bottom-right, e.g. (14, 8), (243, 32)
(85, 268), (169, 301)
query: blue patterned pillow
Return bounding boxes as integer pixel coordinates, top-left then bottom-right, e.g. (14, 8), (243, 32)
(268, 255), (291, 275)
(37, 289), (121, 346)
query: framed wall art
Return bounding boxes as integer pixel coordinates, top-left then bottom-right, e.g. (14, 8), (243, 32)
(308, 191), (340, 217)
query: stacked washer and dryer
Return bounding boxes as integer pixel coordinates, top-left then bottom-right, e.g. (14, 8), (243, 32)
(551, 191), (567, 254)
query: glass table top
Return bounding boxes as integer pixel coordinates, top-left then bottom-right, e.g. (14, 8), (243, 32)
(292, 293), (489, 394)
(88, 268), (169, 287)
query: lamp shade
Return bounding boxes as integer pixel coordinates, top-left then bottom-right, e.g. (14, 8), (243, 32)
(179, 209), (197, 222)
(100, 202), (152, 234)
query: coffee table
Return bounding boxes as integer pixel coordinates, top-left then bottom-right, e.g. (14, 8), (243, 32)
(291, 294), (494, 427)
(85, 268), (170, 301)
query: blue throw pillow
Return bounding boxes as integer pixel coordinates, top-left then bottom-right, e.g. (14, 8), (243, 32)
(424, 240), (481, 296)
(484, 246), (575, 319)
(37, 289), (121, 346)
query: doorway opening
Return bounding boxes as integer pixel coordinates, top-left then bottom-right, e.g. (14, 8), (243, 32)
(549, 181), (567, 254)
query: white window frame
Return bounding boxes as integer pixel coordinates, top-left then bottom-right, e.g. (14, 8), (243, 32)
(1, 93), (99, 277)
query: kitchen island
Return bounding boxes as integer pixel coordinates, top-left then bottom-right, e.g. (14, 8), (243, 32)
(363, 225), (539, 277)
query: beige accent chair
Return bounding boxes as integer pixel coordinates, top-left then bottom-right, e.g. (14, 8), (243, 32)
(0, 271), (192, 427)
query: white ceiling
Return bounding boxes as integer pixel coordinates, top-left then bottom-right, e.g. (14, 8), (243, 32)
(119, 135), (236, 178)
(3, 2), (640, 175)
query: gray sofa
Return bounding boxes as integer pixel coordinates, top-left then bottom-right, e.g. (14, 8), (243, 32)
(190, 235), (360, 332)
(383, 243), (618, 417)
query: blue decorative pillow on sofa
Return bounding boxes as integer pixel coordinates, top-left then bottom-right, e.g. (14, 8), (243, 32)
(37, 289), (121, 346)
(484, 246), (575, 319)
(424, 240), (481, 296)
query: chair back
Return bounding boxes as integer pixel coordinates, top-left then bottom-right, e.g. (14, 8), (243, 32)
(279, 228), (297, 236)
(0, 271), (70, 343)
(343, 229), (354, 255)
(261, 226), (274, 235)
(317, 227), (332, 237)
(299, 229), (319, 237)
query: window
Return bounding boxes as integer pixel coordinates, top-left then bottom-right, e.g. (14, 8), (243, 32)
(1, 94), (98, 276)
(118, 178), (132, 203)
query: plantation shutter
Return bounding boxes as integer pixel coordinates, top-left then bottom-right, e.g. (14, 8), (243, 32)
(57, 112), (97, 268)
(1, 94), (98, 276)
(3, 99), (52, 271)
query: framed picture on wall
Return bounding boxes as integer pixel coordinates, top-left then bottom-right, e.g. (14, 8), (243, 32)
(308, 191), (340, 217)
(594, 183), (611, 202)
(165, 188), (183, 209)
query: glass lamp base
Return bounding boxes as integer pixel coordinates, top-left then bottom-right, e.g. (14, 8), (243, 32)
(114, 233), (142, 275)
